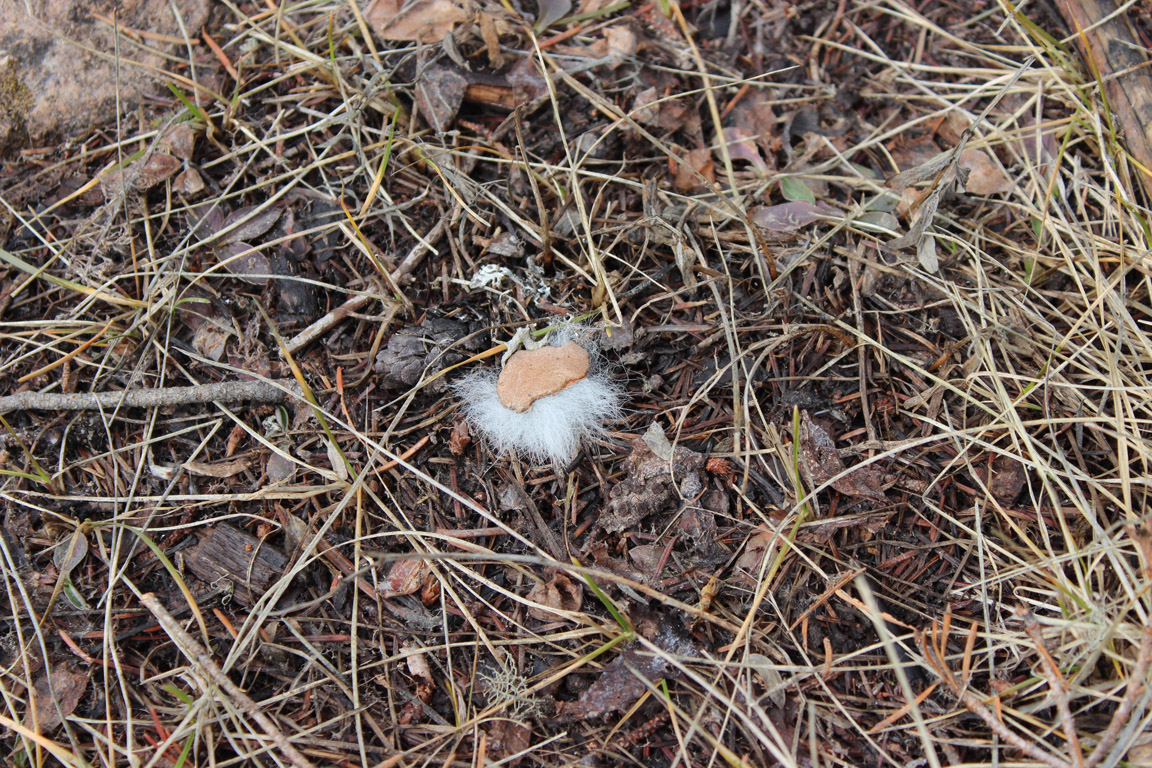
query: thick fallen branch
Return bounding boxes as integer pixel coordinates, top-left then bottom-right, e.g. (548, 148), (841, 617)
(0, 378), (300, 414)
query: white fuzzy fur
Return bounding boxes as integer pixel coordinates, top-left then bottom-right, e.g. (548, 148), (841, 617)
(454, 330), (623, 465)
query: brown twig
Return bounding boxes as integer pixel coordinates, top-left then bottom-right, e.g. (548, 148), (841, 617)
(139, 592), (317, 768)
(281, 218), (445, 356)
(0, 378), (301, 414)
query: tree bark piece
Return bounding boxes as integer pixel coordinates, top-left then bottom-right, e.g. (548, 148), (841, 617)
(181, 524), (287, 607)
(1055, 0), (1152, 199)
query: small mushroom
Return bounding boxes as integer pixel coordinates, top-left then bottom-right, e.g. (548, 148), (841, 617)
(453, 325), (623, 465)
(496, 341), (590, 413)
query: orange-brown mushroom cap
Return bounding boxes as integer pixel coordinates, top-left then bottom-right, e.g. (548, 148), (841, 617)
(496, 341), (591, 413)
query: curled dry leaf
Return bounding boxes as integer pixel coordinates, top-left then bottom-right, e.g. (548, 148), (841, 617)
(192, 323), (230, 362)
(99, 153), (182, 199)
(160, 122), (197, 160)
(526, 570), (582, 620)
(266, 451), (296, 483)
(415, 65), (467, 133)
(534, 0), (572, 31)
(722, 126), (769, 175)
(448, 418), (471, 455)
(734, 527), (774, 584)
(381, 558), (430, 598)
(631, 87), (661, 126)
(174, 167), (205, 195)
(405, 641), (435, 688)
(958, 148), (1012, 196)
(218, 205), (281, 244)
(603, 24), (636, 68)
(628, 543), (665, 578)
(673, 147), (714, 193)
(183, 457), (250, 478)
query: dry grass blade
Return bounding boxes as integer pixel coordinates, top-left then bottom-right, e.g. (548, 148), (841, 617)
(2, 0), (1152, 765)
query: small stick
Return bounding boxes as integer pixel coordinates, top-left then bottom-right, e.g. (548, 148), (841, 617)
(139, 593), (317, 768)
(281, 218), (446, 356)
(0, 378), (300, 414)
(283, 293), (374, 355)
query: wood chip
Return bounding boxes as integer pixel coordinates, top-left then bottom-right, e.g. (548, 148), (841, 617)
(496, 341), (590, 413)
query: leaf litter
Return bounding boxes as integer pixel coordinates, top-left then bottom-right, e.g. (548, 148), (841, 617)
(2, 1), (1152, 766)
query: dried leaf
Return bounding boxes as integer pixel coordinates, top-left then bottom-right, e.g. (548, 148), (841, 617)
(750, 201), (827, 232)
(631, 87), (661, 126)
(139, 153), (182, 188)
(798, 411), (887, 504)
(855, 210), (900, 234)
(506, 58), (548, 104)
(217, 241), (271, 285)
(99, 153), (180, 198)
(534, 0), (571, 31)
(381, 559), (429, 598)
(448, 419), (471, 455)
(405, 642), (434, 686)
(174, 167), (205, 195)
(26, 662), (90, 731)
(526, 570), (582, 620)
(959, 148), (1012, 196)
(53, 529), (88, 577)
(672, 147), (714, 193)
(604, 25), (636, 68)
(734, 527), (774, 582)
(160, 122), (196, 160)
(266, 451), (296, 483)
(366, 0), (471, 43)
(628, 543), (665, 577)
(191, 323), (229, 362)
(722, 126), (768, 174)
(415, 65), (467, 133)
(917, 233), (939, 273)
(746, 653), (786, 707)
(219, 206), (281, 244)
(325, 438), (348, 481)
(183, 457), (250, 478)
(559, 610), (698, 721)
